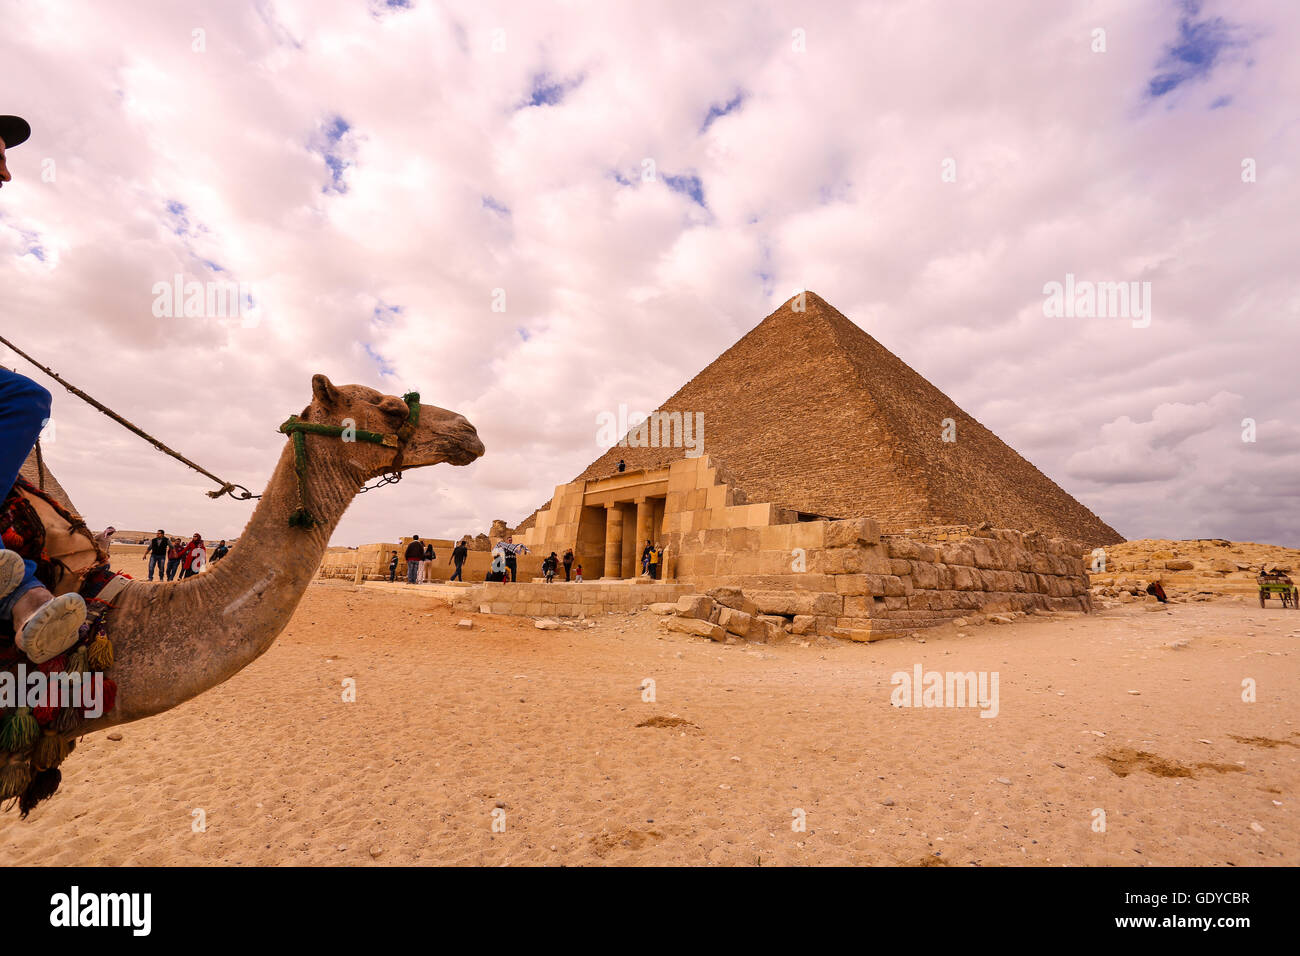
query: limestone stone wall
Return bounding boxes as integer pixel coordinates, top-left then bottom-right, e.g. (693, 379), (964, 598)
(452, 581), (692, 618)
(666, 516), (1090, 641)
(318, 540), (554, 583)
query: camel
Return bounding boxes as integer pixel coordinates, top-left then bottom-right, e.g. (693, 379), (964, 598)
(0, 374), (484, 813)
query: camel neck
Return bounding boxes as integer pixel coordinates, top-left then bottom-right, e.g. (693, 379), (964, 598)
(101, 434), (363, 723)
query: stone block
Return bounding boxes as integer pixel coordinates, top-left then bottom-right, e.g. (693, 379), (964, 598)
(719, 607), (753, 637)
(727, 527), (759, 551)
(824, 517), (881, 548)
(758, 524), (794, 551)
(886, 538), (921, 560)
(660, 616), (725, 641)
(911, 562), (939, 589)
(791, 614), (815, 635)
(843, 595), (871, 617)
(676, 594), (714, 620)
(825, 549), (864, 574)
(836, 574), (870, 596)
(707, 587), (760, 617)
(789, 521), (826, 551)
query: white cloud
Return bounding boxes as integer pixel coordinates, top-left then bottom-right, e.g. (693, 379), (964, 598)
(1, 0), (1296, 546)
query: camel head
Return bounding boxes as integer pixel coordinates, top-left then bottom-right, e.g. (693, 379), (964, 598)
(303, 373), (485, 477)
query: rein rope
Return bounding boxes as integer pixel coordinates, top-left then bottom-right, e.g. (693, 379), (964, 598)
(278, 392), (420, 529)
(2, 333), (421, 528)
(1, 334), (259, 501)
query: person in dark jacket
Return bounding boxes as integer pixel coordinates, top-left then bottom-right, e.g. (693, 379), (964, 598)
(543, 552), (558, 583)
(449, 540), (468, 582)
(146, 529), (169, 581)
(404, 536), (424, 584)
(562, 548), (574, 582)
(388, 550), (399, 582)
(211, 540), (230, 562)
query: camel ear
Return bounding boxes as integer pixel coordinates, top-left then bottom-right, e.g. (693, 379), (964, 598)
(311, 374), (341, 406)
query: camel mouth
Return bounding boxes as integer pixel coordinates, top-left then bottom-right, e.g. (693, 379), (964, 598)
(449, 425), (486, 465)
(404, 413), (484, 469)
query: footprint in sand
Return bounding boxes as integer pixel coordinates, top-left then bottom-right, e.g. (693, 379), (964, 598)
(636, 715), (698, 730)
(1098, 748), (1245, 778)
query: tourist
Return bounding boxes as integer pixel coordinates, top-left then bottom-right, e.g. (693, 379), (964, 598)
(648, 543), (661, 580)
(543, 552), (558, 583)
(146, 529), (169, 581)
(487, 549), (506, 582)
(574, 563), (583, 583)
(0, 310), (90, 659)
(181, 534), (206, 578)
(562, 548), (574, 582)
(0, 114), (88, 665)
(212, 540), (230, 562)
(450, 539), (468, 581)
(166, 537), (183, 580)
(641, 540), (652, 576)
(403, 535), (424, 584)
(422, 541), (435, 583)
(499, 537), (528, 585)
(388, 550), (399, 582)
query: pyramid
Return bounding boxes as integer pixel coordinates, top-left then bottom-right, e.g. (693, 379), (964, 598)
(18, 445), (77, 513)
(521, 292), (1122, 549)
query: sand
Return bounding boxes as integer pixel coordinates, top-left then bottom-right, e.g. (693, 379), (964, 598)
(1, 583), (1296, 866)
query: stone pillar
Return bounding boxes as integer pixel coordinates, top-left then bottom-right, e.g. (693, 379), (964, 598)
(635, 498), (653, 556)
(621, 505), (637, 578)
(603, 504), (623, 579)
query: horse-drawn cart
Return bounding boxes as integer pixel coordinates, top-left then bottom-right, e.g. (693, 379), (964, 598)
(1258, 573), (1298, 609)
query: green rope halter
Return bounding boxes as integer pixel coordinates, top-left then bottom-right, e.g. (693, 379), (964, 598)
(277, 392), (420, 528)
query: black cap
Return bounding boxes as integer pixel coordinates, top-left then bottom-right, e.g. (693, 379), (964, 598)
(0, 116), (31, 148)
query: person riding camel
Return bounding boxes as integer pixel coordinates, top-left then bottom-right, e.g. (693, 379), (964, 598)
(0, 114), (91, 663)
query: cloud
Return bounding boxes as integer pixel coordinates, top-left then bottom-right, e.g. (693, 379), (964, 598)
(0, 0), (1296, 548)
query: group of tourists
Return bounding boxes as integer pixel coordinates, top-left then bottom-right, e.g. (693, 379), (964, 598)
(389, 535), (472, 583)
(398, 536), (437, 584)
(144, 531), (226, 581)
(486, 539), (529, 583)
(640, 540), (664, 579)
(540, 549), (580, 583)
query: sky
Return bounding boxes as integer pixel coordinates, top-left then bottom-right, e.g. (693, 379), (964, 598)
(1, 0), (1297, 547)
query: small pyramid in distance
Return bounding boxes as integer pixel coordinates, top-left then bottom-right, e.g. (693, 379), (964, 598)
(525, 291), (1122, 549)
(19, 447), (77, 514)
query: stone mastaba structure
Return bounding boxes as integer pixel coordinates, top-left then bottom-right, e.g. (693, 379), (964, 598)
(501, 292), (1115, 639)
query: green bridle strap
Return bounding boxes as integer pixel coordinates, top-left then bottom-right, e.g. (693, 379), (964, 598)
(277, 392), (420, 528)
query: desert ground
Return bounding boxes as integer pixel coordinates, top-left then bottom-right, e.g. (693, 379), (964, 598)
(1, 581), (1296, 866)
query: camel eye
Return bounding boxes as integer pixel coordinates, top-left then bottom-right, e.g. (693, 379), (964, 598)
(374, 396), (409, 420)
